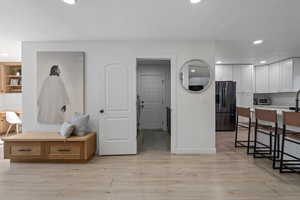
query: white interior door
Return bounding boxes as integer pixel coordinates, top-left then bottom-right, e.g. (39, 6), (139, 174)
(139, 74), (164, 129)
(99, 63), (136, 155)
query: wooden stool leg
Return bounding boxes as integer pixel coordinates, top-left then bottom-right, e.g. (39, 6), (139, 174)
(16, 124), (19, 135)
(5, 124), (13, 136)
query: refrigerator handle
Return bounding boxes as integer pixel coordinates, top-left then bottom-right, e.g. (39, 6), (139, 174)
(222, 87), (225, 106)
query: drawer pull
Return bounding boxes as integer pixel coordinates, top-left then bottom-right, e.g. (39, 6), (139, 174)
(57, 149), (71, 152)
(18, 149), (32, 152)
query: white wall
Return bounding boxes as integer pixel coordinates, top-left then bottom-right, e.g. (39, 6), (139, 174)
(0, 93), (22, 111)
(268, 93), (295, 106)
(22, 41), (216, 154)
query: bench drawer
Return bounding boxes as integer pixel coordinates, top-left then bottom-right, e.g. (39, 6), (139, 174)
(47, 142), (82, 159)
(11, 143), (42, 157)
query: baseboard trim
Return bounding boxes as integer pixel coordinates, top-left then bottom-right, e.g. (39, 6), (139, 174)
(174, 147), (216, 154)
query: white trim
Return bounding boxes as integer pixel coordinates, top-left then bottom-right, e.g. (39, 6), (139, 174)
(174, 147), (216, 154)
(135, 55), (177, 154)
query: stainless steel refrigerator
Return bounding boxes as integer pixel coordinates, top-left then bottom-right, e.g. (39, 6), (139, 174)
(216, 81), (236, 131)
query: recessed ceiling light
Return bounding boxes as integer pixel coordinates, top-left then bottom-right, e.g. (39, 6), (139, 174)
(62, 0), (77, 5)
(190, 0), (202, 4)
(260, 60), (267, 64)
(216, 61), (223, 64)
(253, 40), (264, 45)
(191, 69), (196, 73)
(0, 53), (8, 57)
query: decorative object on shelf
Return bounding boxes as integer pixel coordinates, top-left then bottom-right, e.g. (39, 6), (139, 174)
(10, 79), (19, 86)
(37, 52), (85, 125)
(180, 59), (212, 93)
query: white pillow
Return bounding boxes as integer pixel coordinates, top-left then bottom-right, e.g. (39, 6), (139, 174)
(60, 122), (75, 138)
(70, 114), (89, 136)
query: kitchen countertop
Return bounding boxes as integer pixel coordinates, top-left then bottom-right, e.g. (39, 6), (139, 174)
(251, 105), (300, 139)
(253, 105), (292, 109)
(252, 105), (294, 115)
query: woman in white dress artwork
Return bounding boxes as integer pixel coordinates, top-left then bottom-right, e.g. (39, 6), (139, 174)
(37, 65), (70, 124)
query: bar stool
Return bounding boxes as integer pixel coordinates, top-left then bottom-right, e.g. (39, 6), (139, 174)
(280, 112), (300, 173)
(235, 107), (254, 154)
(254, 109), (280, 169)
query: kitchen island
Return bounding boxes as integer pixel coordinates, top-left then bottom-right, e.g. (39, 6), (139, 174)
(249, 105), (300, 160)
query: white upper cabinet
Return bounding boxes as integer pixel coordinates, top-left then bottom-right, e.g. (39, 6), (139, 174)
(293, 58), (300, 90)
(279, 59), (293, 92)
(255, 65), (269, 93)
(216, 65), (253, 93)
(255, 58), (300, 93)
(216, 64), (254, 107)
(232, 66), (241, 92)
(232, 65), (253, 93)
(215, 65), (232, 81)
(269, 62), (280, 93)
(240, 65), (253, 93)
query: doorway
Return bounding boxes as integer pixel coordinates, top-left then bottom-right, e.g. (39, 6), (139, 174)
(136, 59), (171, 153)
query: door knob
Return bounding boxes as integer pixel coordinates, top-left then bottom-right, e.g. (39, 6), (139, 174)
(100, 109), (104, 114)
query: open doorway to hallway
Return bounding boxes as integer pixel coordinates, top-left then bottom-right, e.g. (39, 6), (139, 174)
(136, 59), (171, 153)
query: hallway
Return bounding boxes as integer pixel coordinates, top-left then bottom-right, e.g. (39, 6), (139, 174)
(139, 130), (170, 154)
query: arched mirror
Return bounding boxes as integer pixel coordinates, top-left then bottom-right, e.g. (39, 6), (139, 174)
(180, 59), (212, 92)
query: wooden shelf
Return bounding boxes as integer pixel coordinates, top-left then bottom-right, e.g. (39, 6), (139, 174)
(0, 62), (22, 93)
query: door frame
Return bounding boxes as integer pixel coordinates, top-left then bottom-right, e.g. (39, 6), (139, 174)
(135, 55), (177, 153)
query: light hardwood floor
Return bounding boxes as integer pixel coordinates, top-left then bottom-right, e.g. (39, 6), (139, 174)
(0, 130), (300, 200)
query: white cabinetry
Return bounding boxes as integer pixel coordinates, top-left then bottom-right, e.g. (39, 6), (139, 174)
(215, 65), (232, 81)
(215, 64), (254, 107)
(269, 62), (280, 93)
(293, 58), (300, 90)
(255, 65), (269, 93)
(255, 58), (300, 93)
(216, 65), (253, 92)
(279, 59), (293, 92)
(232, 65), (253, 93)
(241, 65), (253, 93)
(232, 66), (241, 92)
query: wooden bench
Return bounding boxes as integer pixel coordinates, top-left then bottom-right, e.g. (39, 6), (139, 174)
(2, 132), (96, 163)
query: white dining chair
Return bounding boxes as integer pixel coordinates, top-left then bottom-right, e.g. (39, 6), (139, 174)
(5, 112), (22, 136)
